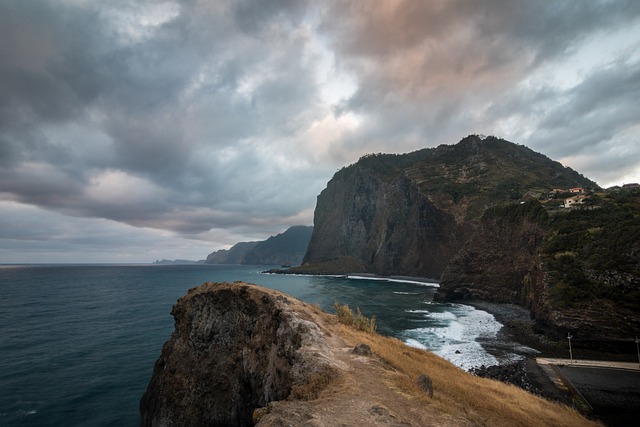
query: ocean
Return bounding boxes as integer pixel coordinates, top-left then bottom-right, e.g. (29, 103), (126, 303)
(0, 264), (522, 426)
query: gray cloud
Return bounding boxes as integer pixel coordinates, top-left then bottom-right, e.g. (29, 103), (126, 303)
(0, 0), (639, 262)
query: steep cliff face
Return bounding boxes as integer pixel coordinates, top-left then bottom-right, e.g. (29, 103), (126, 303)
(304, 167), (461, 278)
(140, 282), (335, 427)
(205, 241), (258, 264)
(303, 135), (596, 278)
(243, 226), (313, 266)
(437, 193), (640, 342)
(437, 201), (548, 308)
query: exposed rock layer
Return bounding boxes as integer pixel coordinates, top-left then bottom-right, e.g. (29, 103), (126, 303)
(140, 282), (333, 427)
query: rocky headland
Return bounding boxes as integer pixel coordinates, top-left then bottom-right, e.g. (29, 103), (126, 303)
(140, 281), (598, 427)
(291, 135), (639, 351)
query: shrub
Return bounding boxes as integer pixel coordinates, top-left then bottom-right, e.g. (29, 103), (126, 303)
(333, 303), (377, 333)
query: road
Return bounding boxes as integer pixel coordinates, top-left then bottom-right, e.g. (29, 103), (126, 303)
(536, 358), (640, 427)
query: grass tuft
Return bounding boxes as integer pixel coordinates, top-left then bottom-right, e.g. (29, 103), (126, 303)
(333, 303), (377, 333)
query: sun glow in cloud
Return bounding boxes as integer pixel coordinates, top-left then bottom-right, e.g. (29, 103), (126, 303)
(104, 2), (182, 45)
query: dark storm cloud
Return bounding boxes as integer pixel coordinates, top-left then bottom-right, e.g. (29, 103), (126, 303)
(0, 0), (326, 241)
(0, 0), (639, 261)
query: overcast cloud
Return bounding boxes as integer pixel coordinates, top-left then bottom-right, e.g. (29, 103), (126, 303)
(1, 0), (639, 263)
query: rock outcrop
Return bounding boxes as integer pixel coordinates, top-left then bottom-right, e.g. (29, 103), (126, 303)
(140, 282), (598, 427)
(140, 282), (335, 427)
(304, 167), (462, 279)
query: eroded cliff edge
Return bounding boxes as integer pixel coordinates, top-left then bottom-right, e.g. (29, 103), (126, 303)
(139, 282), (335, 426)
(140, 282), (598, 427)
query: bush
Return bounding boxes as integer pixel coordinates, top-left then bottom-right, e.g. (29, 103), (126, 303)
(333, 303), (377, 333)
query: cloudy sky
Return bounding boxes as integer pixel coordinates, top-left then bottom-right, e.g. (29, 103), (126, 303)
(1, 0), (639, 263)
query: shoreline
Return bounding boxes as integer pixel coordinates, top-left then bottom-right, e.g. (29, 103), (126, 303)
(263, 268), (440, 286)
(461, 301), (584, 409)
(464, 301), (566, 358)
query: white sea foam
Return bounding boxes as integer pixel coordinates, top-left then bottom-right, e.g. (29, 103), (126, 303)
(393, 291), (420, 295)
(405, 338), (429, 350)
(402, 305), (504, 370)
(346, 275), (439, 287)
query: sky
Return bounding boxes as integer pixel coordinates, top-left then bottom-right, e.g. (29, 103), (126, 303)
(1, 0), (639, 263)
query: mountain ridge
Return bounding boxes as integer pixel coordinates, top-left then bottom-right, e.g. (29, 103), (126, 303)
(303, 135), (597, 278)
(205, 225), (313, 266)
(294, 135), (639, 346)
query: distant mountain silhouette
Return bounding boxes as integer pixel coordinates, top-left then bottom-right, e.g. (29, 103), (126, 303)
(205, 226), (313, 266)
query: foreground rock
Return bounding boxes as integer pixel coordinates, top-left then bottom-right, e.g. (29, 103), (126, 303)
(140, 282), (335, 426)
(141, 282), (598, 427)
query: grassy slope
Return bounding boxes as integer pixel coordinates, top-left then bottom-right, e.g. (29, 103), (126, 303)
(335, 323), (599, 427)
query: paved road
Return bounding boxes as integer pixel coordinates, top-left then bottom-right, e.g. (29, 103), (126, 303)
(560, 366), (640, 426)
(537, 358), (639, 371)
(536, 358), (640, 427)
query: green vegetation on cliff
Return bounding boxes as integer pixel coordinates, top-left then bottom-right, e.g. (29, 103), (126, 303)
(439, 188), (640, 341)
(543, 188), (640, 310)
(305, 135), (597, 278)
(482, 200), (549, 225)
(300, 135), (637, 343)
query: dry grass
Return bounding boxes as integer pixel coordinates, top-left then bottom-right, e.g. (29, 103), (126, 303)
(336, 324), (601, 427)
(333, 303), (377, 333)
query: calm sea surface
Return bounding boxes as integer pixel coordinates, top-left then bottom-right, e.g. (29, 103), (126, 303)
(0, 264), (512, 426)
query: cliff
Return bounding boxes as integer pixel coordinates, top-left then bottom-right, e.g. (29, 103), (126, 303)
(300, 135), (640, 344)
(303, 135), (595, 278)
(438, 190), (640, 344)
(140, 282), (596, 427)
(436, 201), (548, 308)
(206, 226), (313, 266)
(243, 226), (313, 266)
(205, 242), (258, 264)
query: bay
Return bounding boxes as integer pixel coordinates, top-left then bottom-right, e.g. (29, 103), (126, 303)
(0, 264), (510, 427)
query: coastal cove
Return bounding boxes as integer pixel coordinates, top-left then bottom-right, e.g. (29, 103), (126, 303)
(0, 264), (528, 427)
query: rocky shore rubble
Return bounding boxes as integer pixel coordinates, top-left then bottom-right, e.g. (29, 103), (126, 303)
(470, 361), (539, 394)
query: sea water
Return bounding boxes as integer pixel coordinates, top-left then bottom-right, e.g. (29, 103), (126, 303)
(0, 264), (517, 427)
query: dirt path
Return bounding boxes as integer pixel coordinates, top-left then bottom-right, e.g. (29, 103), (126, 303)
(257, 309), (468, 426)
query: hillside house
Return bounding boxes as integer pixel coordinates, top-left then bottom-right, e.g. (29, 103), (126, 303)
(569, 187), (584, 193)
(563, 195), (586, 208)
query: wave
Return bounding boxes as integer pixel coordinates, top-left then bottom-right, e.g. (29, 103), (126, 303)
(345, 275), (439, 287)
(401, 305), (505, 370)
